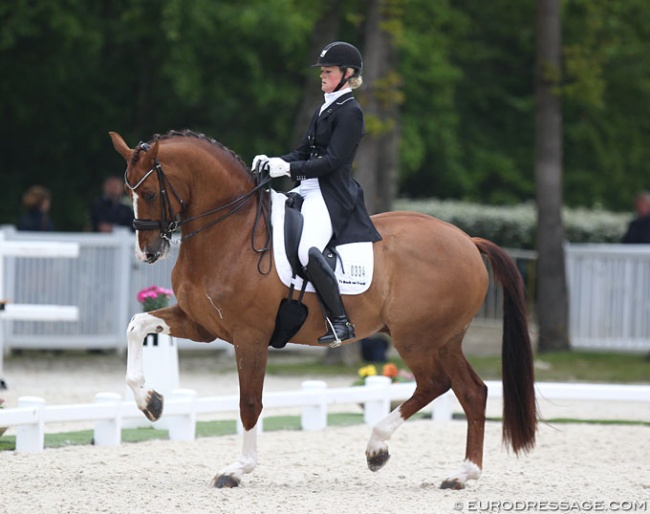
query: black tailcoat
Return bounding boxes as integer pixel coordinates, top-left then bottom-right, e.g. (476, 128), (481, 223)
(281, 92), (382, 246)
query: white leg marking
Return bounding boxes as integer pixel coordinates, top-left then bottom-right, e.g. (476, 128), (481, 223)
(215, 426), (258, 483)
(366, 408), (405, 457)
(445, 459), (482, 487)
(125, 312), (170, 410)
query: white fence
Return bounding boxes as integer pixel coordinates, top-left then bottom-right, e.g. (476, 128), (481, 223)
(0, 232), (80, 379)
(2, 225), (650, 352)
(0, 225), (221, 352)
(566, 244), (650, 351)
(1, 377), (648, 453)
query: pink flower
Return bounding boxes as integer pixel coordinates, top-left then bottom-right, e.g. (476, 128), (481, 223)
(137, 285), (173, 312)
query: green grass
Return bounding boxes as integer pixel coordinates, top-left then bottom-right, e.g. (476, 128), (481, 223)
(467, 351), (650, 383)
(267, 350), (650, 385)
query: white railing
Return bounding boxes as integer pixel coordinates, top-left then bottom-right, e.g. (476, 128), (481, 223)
(0, 232), (79, 380)
(1, 378), (648, 453)
(0, 225), (227, 352)
(566, 244), (650, 351)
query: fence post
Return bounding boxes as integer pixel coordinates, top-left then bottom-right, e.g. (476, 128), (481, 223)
(115, 228), (135, 353)
(142, 333), (179, 400)
(16, 396), (45, 453)
(363, 376), (391, 426)
(94, 392), (122, 446)
(300, 380), (328, 431)
(432, 391), (453, 421)
(167, 389), (197, 441)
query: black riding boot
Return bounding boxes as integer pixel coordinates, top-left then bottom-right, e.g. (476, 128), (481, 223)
(304, 247), (355, 345)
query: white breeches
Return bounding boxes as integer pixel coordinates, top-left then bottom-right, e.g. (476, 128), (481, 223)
(296, 179), (333, 267)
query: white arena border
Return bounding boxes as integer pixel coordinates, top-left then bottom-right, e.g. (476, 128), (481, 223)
(1, 378), (648, 453)
(0, 234), (79, 380)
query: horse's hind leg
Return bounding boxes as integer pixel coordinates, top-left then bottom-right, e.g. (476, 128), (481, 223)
(438, 339), (487, 490)
(365, 341), (452, 472)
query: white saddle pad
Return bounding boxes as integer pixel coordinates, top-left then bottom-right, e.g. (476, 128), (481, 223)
(270, 189), (374, 295)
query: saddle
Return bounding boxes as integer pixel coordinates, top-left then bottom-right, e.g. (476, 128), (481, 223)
(283, 192), (338, 277)
(268, 192), (336, 349)
(267, 190), (374, 349)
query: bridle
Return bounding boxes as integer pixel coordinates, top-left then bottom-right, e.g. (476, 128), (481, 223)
(125, 142), (273, 272)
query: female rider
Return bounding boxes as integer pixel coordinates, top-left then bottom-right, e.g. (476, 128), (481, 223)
(253, 41), (381, 344)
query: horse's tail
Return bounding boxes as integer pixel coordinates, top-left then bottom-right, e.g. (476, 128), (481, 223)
(472, 237), (537, 454)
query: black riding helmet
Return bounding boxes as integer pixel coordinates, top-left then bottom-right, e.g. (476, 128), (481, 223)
(312, 41), (363, 92)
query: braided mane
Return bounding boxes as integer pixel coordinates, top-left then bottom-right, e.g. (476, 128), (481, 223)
(130, 129), (249, 172)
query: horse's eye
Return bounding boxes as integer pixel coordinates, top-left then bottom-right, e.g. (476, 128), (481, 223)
(142, 191), (156, 201)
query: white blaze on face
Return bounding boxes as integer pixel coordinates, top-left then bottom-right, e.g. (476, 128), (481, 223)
(132, 190), (140, 219)
(131, 191), (147, 261)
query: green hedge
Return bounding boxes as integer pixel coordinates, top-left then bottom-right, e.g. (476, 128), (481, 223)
(394, 199), (631, 250)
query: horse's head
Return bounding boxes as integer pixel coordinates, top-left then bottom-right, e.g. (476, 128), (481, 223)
(109, 131), (185, 263)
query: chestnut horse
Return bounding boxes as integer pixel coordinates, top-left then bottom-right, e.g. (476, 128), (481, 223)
(109, 129), (537, 490)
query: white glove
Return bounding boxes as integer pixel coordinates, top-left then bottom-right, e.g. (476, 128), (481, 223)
(267, 157), (291, 178)
(252, 154), (269, 171)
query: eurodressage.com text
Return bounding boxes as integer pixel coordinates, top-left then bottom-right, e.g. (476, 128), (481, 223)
(454, 499), (648, 512)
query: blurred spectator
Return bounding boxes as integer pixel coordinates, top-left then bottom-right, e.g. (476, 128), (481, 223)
(622, 191), (650, 244)
(89, 176), (134, 232)
(360, 333), (391, 363)
(16, 185), (54, 231)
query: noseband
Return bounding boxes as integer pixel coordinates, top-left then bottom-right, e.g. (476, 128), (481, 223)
(124, 143), (273, 270)
(124, 143), (186, 241)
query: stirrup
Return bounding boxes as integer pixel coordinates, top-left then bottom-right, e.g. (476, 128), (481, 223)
(318, 317), (355, 348)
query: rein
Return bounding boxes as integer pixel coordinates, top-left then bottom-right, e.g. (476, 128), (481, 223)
(125, 143), (273, 273)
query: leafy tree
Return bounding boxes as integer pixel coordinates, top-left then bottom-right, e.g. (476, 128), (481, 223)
(0, 0), (315, 230)
(397, 0), (467, 200)
(562, 0), (650, 209)
(2, 0), (650, 232)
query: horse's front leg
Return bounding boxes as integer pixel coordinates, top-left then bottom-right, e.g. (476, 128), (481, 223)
(126, 305), (213, 422)
(126, 311), (169, 421)
(212, 342), (268, 488)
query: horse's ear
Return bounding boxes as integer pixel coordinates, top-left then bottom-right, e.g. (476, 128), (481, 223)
(138, 140), (160, 170)
(109, 132), (133, 162)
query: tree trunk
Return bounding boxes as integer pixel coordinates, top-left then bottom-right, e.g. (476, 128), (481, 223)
(534, 0), (570, 352)
(354, 0), (400, 214)
(376, 55), (400, 214)
(290, 2), (343, 148)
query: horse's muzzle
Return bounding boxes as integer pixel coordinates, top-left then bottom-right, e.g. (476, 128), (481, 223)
(144, 252), (161, 264)
(137, 235), (170, 264)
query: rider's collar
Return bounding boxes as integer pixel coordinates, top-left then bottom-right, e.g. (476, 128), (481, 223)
(320, 88), (352, 114)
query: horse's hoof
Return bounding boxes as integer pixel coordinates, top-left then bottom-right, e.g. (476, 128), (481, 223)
(440, 478), (465, 490)
(212, 474), (240, 488)
(366, 449), (390, 472)
(143, 390), (164, 421)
